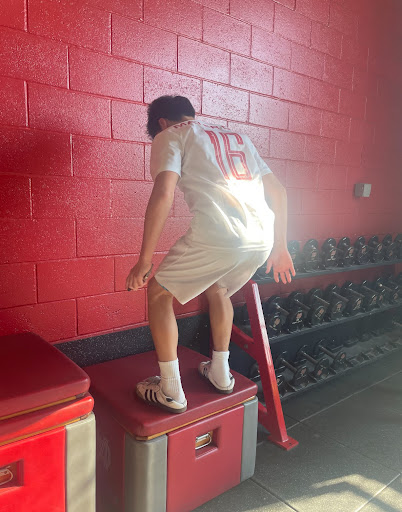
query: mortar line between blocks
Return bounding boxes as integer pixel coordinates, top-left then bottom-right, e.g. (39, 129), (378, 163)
(24, 81), (29, 127)
(24, 0), (28, 31)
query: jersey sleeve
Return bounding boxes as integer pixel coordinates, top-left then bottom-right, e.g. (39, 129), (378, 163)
(245, 136), (272, 177)
(150, 129), (183, 181)
(254, 152), (272, 177)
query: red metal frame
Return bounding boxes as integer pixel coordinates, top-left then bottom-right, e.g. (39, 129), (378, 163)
(230, 280), (298, 450)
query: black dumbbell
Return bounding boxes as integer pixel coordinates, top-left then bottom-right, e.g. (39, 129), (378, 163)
(285, 291), (312, 328)
(321, 238), (339, 269)
(337, 237), (356, 267)
(279, 292), (304, 332)
(340, 281), (364, 315)
(233, 304), (249, 325)
(382, 234), (397, 261)
(324, 284), (349, 320)
(357, 280), (380, 311)
(304, 288), (330, 325)
(372, 277), (397, 304)
(368, 235), (385, 263)
(275, 372), (288, 397)
(262, 296), (289, 337)
(314, 340), (348, 371)
(354, 236), (370, 265)
(302, 239), (320, 271)
(275, 352), (309, 387)
(248, 362), (260, 381)
(253, 260), (270, 281)
(394, 234), (402, 259)
(363, 280), (386, 307)
(343, 336), (359, 348)
(383, 275), (401, 301)
(288, 240), (303, 273)
(296, 345), (330, 379)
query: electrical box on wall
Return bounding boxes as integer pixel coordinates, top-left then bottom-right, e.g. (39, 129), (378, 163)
(354, 183), (372, 197)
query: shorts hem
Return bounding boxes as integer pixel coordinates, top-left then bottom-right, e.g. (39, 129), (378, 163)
(154, 276), (189, 305)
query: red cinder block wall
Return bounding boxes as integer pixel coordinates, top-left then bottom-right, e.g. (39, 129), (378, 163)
(0, 0), (401, 343)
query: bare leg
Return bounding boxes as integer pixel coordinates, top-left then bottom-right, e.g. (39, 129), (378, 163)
(203, 284), (234, 388)
(147, 277), (178, 362)
(204, 284), (234, 352)
(145, 277), (186, 404)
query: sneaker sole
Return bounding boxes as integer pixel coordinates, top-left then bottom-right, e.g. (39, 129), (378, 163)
(135, 388), (187, 414)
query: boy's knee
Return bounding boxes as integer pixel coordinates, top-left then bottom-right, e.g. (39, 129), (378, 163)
(205, 284), (228, 302)
(147, 277), (173, 305)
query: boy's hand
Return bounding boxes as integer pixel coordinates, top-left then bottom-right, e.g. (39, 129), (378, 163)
(126, 261), (154, 291)
(266, 245), (296, 284)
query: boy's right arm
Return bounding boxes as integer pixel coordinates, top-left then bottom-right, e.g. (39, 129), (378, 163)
(126, 171), (179, 291)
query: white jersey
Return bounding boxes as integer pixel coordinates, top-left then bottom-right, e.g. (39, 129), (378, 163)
(150, 120), (275, 252)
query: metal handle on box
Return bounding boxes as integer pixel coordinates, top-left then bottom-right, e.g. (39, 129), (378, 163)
(0, 469), (13, 486)
(195, 431), (213, 450)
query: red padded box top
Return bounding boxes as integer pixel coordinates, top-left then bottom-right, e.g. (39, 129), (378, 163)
(85, 346), (257, 438)
(0, 333), (90, 419)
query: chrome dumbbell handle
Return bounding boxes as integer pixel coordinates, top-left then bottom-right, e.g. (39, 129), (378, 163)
(273, 304), (290, 316)
(299, 350), (318, 365)
(293, 299), (310, 312)
(361, 285), (377, 294)
(345, 288), (364, 299)
(311, 295), (330, 307)
(319, 345), (337, 358)
(278, 358), (297, 373)
(331, 291), (349, 303)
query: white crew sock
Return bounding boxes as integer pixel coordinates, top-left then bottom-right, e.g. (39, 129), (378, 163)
(158, 359), (186, 403)
(210, 350), (231, 387)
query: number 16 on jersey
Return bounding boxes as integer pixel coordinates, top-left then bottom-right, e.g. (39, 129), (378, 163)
(205, 130), (252, 181)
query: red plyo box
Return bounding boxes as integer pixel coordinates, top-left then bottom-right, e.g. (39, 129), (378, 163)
(0, 333), (95, 512)
(85, 346), (259, 512)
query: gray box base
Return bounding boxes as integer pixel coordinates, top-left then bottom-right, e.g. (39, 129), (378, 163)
(124, 433), (168, 512)
(65, 413), (96, 512)
(121, 399), (257, 512)
(241, 396), (258, 482)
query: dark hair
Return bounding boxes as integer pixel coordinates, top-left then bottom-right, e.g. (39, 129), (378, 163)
(147, 95), (195, 139)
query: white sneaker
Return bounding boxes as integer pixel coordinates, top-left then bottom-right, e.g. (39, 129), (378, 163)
(198, 361), (235, 394)
(136, 376), (187, 414)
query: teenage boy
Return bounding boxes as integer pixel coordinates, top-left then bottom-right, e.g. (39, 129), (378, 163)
(126, 95), (295, 413)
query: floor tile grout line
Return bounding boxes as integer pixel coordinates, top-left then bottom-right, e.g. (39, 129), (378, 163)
(257, 424), (401, 475)
(354, 473), (402, 512)
(255, 434), (401, 512)
(281, 419), (402, 475)
(250, 478), (300, 512)
(286, 420), (301, 431)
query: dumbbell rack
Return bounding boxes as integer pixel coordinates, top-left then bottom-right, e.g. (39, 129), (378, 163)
(239, 301), (402, 345)
(229, 258), (402, 451)
(254, 258), (402, 284)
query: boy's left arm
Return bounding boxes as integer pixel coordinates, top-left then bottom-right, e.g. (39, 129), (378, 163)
(262, 173), (295, 284)
(126, 170), (179, 291)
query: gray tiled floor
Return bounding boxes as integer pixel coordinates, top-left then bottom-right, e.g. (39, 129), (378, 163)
(195, 349), (402, 512)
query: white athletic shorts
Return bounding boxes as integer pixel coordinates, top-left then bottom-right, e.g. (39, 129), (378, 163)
(155, 236), (272, 305)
